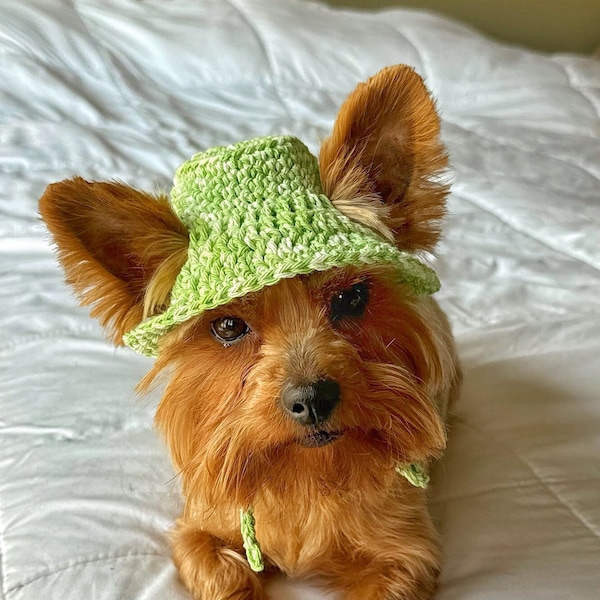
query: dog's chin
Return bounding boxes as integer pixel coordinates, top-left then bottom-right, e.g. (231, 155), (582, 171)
(297, 429), (344, 448)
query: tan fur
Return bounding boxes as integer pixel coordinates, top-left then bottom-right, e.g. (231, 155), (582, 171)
(328, 168), (394, 242)
(39, 65), (460, 600)
(143, 272), (459, 599)
(143, 239), (189, 319)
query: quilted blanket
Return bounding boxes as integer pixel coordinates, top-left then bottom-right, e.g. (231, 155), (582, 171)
(1, 0), (599, 598)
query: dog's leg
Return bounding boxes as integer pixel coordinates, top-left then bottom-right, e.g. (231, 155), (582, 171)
(342, 567), (439, 600)
(336, 557), (440, 600)
(172, 523), (268, 600)
(324, 502), (441, 600)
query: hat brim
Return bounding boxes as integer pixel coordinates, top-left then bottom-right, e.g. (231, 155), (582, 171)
(123, 245), (439, 358)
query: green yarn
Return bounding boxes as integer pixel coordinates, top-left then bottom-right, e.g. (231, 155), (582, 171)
(240, 508), (264, 573)
(123, 135), (440, 357)
(396, 462), (430, 488)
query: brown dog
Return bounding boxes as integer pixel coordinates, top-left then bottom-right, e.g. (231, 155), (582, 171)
(40, 65), (460, 599)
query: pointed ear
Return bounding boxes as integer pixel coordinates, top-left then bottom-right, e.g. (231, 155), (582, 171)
(39, 178), (189, 345)
(319, 65), (450, 252)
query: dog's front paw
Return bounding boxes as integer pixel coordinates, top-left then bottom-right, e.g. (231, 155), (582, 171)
(342, 564), (439, 600)
(172, 524), (268, 600)
(333, 533), (441, 600)
(342, 565), (440, 600)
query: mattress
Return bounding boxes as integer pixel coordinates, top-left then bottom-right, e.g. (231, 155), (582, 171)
(1, 0), (599, 598)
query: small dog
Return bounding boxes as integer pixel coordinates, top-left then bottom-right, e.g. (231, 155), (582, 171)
(40, 65), (460, 599)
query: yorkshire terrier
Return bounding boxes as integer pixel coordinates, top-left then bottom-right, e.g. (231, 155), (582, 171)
(40, 65), (461, 599)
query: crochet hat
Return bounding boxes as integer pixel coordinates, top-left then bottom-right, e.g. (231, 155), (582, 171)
(123, 136), (440, 357)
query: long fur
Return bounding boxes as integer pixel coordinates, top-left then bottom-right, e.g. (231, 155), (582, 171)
(40, 65), (460, 600)
(136, 268), (460, 599)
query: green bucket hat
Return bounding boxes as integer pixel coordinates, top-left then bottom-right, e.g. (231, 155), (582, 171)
(123, 135), (440, 357)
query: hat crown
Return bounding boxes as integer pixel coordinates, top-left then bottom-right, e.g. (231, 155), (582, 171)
(171, 136), (323, 235)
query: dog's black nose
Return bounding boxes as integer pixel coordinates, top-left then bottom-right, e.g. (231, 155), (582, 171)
(281, 379), (340, 426)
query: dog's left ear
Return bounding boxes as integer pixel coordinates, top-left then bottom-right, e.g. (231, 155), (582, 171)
(319, 65), (449, 252)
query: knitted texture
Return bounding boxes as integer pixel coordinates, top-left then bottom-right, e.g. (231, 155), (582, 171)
(396, 462), (430, 488)
(240, 508), (264, 573)
(123, 136), (440, 356)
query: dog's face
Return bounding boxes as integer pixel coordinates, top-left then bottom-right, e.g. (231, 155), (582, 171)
(39, 65), (452, 511)
(142, 265), (447, 509)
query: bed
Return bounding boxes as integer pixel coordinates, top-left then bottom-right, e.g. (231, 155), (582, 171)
(1, 0), (599, 598)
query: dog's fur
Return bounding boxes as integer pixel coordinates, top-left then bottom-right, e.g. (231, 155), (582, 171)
(40, 65), (460, 599)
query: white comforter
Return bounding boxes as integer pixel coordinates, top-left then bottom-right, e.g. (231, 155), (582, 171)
(1, 1), (599, 598)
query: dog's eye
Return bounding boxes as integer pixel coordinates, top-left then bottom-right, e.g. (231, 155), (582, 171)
(210, 317), (249, 345)
(330, 282), (369, 321)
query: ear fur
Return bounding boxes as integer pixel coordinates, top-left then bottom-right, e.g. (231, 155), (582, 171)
(39, 178), (189, 345)
(319, 65), (450, 252)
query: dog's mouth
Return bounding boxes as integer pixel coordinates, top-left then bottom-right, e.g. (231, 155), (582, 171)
(298, 429), (344, 448)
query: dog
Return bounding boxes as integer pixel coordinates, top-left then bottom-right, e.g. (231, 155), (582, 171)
(40, 65), (461, 599)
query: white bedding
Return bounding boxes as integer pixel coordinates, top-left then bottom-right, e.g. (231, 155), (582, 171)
(1, 0), (599, 598)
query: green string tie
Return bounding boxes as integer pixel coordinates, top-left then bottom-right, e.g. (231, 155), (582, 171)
(396, 462), (430, 488)
(240, 507), (264, 573)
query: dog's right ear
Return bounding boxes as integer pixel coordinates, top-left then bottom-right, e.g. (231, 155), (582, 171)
(39, 178), (189, 345)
